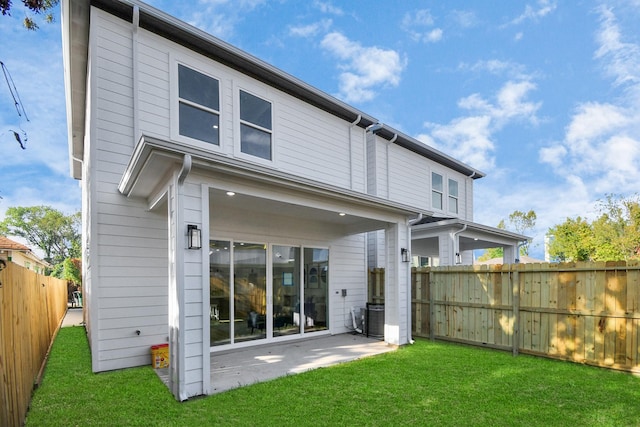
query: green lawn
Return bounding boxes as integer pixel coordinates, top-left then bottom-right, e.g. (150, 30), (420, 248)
(26, 327), (640, 426)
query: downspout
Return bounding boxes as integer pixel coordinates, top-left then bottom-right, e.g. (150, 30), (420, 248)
(451, 224), (467, 265)
(132, 5), (140, 143)
(405, 212), (423, 344)
(348, 115), (361, 190)
(515, 240), (527, 263)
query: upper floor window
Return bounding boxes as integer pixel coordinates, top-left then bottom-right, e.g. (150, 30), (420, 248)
(178, 64), (220, 145)
(432, 172), (443, 210)
(240, 90), (272, 160)
(448, 178), (459, 214)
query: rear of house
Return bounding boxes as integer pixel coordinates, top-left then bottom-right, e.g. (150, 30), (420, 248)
(62, 0), (501, 400)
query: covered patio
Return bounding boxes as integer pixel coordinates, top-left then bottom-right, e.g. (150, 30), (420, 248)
(156, 334), (396, 394)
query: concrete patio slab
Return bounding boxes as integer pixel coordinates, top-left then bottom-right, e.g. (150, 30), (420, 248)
(61, 308), (84, 327)
(156, 333), (397, 395)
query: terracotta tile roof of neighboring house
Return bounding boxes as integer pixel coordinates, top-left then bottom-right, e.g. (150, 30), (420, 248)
(0, 236), (31, 252)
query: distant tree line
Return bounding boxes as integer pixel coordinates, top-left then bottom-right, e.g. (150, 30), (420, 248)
(0, 205), (81, 284)
(547, 194), (640, 262)
(479, 194), (640, 263)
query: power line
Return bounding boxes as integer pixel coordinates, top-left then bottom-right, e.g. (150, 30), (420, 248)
(1, 60), (30, 121)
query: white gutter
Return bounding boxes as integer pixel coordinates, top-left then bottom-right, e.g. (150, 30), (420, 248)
(515, 240), (528, 263)
(451, 224), (467, 265)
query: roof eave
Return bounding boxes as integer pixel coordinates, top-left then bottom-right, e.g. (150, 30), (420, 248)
(88, 0), (481, 177)
(62, 0), (90, 179)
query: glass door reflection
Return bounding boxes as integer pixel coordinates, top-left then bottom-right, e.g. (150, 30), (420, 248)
(210, 240), (231, 346)
(272, 245), (300, 337)
(234, 242), (267, 343)
(303, 247), (328, 332)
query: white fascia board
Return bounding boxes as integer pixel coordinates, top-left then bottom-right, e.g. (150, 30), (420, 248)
(119, 135), (431, 220)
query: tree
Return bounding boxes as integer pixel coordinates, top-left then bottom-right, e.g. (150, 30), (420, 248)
(0, 0), (59, 30)
(0, 205), (80, 264)
(507, 210), (537, 255)
(547, 194), (640, 262)
(477, 211), (537, 261)
(547, 217), (594, 262)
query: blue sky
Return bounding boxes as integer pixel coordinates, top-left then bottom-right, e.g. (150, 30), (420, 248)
(1, 0), (639, 259)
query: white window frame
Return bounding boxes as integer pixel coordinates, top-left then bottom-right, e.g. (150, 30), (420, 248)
(448, 178), (459, 215)
(170, 57), (224, 153)
(431, 172), (444, 211)
(234, 84), (275, 165)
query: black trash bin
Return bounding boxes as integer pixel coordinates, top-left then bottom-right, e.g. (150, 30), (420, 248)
(366, 303), (384, 338)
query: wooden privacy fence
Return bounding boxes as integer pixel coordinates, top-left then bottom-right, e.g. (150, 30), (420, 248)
(0, 262), (68, 427)
(370, 261), (640, 373)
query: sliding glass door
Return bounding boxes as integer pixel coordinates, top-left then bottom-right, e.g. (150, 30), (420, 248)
(210, 241), (328, 347)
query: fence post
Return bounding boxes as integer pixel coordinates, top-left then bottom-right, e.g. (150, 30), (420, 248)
(512, 264), (520, 356)
(429, 269), (435, 341)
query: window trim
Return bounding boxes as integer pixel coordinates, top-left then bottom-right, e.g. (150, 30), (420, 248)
(431, 172), (444, 211)
(171, 57), (224, 152)
(234, 85), (275, 165)
(448, 178), (459, 215)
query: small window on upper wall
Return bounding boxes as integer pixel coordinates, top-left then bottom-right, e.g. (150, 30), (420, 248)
(448, 178), (459, 214)
(432, 172), (443, 210)
(178, 64), (220, 145)
(240, 90), (272, 160)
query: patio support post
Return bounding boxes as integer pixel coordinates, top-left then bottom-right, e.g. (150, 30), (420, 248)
(168, 154), (191, 401)
(384, 221), (411, 345)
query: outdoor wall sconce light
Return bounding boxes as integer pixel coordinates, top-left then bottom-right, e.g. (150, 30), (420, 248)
(187, 225), (201, 250)
(401, 248), (410, 263)
(455, 252), (462, 264)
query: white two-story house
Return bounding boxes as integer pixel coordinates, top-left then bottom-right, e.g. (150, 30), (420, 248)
(62, 0), (526, 401)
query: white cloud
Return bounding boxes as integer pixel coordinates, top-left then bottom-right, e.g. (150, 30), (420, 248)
(313, 1), (344, 16)
(508, 0), (557, 26)
(425, 28), (443, 43)
(421, 115), (495, 171)
(539, 6), (640, 196)
(595, 6), (640, 92)
(565, 102), (630, 144)
(538, 144), (567, 168)
(320, 32), (407, 103)
(186, 0), (267, 39)
(419, 78), (540, 171)
(459, 59), (532, 81)
(402, 9), (443, 44)
(451, 10), (477, 29)
(474, 176), (594, 258)
(289, 19), (332, 38)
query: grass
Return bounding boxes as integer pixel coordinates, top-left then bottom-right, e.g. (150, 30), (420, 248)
(26, 327), (640, 427)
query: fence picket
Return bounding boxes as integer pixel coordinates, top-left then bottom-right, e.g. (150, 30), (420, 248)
(400, 261), (640, 374)
(0, 262), (68, 427)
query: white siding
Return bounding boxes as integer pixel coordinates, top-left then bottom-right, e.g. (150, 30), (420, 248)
(90, 10), (169, 372)
(276, 101), (351, 188)
(329, 234), (367, 333)
(387, 143), (429, 210)
(131, 29), (360, 190)
(182, 181), (205, 397)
